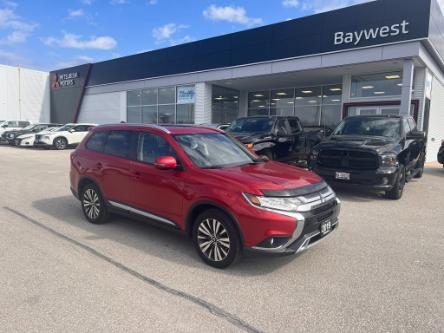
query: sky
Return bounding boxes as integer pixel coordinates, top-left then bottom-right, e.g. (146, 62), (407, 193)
(0, 0), (376, 71)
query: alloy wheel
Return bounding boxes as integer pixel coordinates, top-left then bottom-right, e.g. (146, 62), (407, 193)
(197, 218), (231, 262)
(82, 188), (101, 220)
(55, 138), (67, 149)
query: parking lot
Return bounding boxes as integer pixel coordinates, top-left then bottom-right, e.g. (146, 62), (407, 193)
(0, 145), (443, 333)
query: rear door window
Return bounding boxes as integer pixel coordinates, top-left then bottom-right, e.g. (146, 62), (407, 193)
(86, 131), (108, 153)
(104, 131), (137, 159)
(137, 133), (178, 164)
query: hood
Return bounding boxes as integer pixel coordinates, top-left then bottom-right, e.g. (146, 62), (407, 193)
(229, 132), (272, 144)
(203, 161), (322, 194)
(318, 135), (399, 154)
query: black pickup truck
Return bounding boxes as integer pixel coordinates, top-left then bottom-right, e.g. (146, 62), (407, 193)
(438, 140), (444, 167)
(309, 115), (426, 199)
(225, 116), (328, 162)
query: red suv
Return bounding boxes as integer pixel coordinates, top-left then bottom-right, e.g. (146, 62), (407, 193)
(70, 124), (340, 268)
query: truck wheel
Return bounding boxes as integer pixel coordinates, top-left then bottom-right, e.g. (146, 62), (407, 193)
(261, 149), (275, 161)
(193, 209), (241, 268)
(414, 159), (425, 179)
(385, 165), (406, 200)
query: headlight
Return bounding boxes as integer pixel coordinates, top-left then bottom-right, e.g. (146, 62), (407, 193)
(20, 135), (33, 139)
(243, 193), (303, 212)
(43, 136), (50, 140)
(381, 154), (399, 167)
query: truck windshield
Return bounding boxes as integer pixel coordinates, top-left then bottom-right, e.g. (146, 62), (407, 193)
(226, 118), (273, 133)
(174, 133), (260, 169)
(333, 117), (401, 138)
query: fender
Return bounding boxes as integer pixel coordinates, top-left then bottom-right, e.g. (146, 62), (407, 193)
(185, 200), (245, 246)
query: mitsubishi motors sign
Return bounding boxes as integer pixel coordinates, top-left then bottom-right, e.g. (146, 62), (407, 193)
(51, 72), (80, 89)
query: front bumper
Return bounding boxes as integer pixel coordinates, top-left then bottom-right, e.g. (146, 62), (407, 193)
(34, 140), (52, 147)
(311, 164), (400, 191)
(248, 193), (341, 255)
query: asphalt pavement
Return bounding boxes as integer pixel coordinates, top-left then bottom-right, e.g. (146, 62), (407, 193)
(0, 145), (443, 333)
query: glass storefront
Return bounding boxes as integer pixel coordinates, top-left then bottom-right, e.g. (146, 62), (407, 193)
(248, 84), (342, 128)
(351, 71), (402, 98)
(212, 86), (240, 124)
(127, 85), (195, 124)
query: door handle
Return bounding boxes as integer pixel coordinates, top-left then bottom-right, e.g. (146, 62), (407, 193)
(132, 171), (142, 179)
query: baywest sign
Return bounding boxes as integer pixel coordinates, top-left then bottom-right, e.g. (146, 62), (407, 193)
(51, 72), (80, 89)
(334, 20), (410, 46)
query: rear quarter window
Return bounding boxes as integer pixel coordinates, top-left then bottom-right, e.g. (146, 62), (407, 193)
(86, 131), (108, 153)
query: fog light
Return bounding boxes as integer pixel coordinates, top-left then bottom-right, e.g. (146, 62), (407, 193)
(256, 236), (290, 248)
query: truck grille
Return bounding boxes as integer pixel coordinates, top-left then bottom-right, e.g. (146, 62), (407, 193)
(318, 149), (378, 170)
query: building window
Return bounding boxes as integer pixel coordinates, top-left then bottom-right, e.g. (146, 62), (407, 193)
(351, 71), (402, 98)
(248, 91), (269, 116)
(270, 89), (294, 116)
(212, 86), (240, 124)
(126, 85), (195, 124)
(248, 84), (342, 129)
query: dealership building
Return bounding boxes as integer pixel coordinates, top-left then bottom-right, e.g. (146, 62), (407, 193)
(44, 0), (444, 161)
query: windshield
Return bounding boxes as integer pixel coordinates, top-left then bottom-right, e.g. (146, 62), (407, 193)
(226, 118), (273, 133)
(174, 133), (259, 169)
(333, 117), (401, 138)
(47, 127), (61, 132)
(22, 125), (35, 130)
(57, 124), (75, 132)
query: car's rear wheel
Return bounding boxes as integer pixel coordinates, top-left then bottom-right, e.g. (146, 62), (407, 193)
(385, 164), (406, 200)
(54, 137), (68, 150)
(80, 183), (109, 224)
(193, 209), (241, 268)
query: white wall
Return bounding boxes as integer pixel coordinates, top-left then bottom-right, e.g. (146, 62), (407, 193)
(0, 65), (49, 122)
(427, 77), (444, 162)
(78, 91), (125, 124)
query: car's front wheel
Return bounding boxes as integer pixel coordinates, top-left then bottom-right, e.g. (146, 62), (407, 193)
(53, 137), (68, 150)
(385, 165), (406, 200)
(193, 209), (241, 268)
(80, 183), (109, 224)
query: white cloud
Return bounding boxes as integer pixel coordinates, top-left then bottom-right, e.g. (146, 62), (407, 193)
(152, 23), (188, 42)
(282, 0), (299, 8)
(300, 0), (373, 13)
(68, 9), (85, 18)
(43, 32), (117, 50)
(56, 55), (94, 68)
(0, 4), (37, 44)
(110, 0), (128, 4)
(203, 5), (262, 26)
(81, 0), (93, 4)
(148, 0), (157, 4)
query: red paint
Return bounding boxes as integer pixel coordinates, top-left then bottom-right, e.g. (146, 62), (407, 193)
(70, 124), (322, 248)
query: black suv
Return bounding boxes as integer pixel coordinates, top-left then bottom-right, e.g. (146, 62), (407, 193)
(438, 140), (444, 167)
(225, 116), (327, 162)
(3, 123), (62, 145)
(309, 115), (426, 199)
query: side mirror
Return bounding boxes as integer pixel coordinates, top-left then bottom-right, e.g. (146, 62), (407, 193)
(69, 129), (75, 133)
(407, 131), (426, 140)
(154, 156), (177, 170)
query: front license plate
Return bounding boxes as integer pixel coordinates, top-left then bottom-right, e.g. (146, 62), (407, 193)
(335, 171), (350, 180)
(320, 220), (332, 236)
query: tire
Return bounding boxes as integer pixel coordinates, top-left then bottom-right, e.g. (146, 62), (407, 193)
(385, 164), (406, 200)
(414, 159), (425, 179)
(80, 183), (109, 224)
(192, 209), (241, 268)
(53, 137), (68, 150)
(261, 149), (275, 161)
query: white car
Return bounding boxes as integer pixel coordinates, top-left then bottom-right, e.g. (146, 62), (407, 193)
(34, 123), (97, 150)
(0, 120), (31, 139)
(15, 126), (62, 147)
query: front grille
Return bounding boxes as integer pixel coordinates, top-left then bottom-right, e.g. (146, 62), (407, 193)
(318, 149), (378, 170)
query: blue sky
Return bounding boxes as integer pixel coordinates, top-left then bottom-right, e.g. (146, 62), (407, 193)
(0, 0), (372, 71)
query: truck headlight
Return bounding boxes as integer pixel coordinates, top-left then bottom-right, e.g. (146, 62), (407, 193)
(381, 154), (399, 167)
(243, 193), (302, 212)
